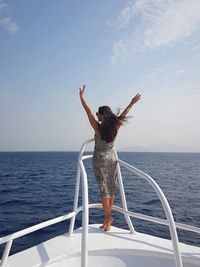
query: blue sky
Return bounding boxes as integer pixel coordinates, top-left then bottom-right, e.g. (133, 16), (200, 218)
(0, 0), (200, 152)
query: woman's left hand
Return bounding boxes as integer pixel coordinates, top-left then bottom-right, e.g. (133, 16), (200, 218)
(131, 93), (141, 104)
(79, 84), (86, 96)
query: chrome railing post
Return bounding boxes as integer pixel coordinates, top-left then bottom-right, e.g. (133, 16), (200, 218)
(0, 240), (13, 267)
(80, 160), (89, 267)
(75, 139), (93, 267)
(68, 165), (81, 236)
(69, 139), (94, 237)
(115, 157), (135, 233)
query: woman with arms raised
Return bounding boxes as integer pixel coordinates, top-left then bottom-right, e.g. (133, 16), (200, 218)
(79, 85), (141, 231)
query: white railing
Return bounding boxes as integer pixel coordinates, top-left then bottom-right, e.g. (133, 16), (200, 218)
(117, 158), (184, 265)
(69, 139), (184, 267)
(1, 138), (200, 267)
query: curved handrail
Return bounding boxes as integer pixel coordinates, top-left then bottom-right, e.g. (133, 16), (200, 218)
(78, 139), (183, 267)
(0, 140), (94, 267)
(69, 138), (94, 267)
(118, 159), (183, 266)
(76, 203), (200, 233)
(68, 138), (94, 237)
(1, 203), (198, 247)
(0, 212), (75, 266)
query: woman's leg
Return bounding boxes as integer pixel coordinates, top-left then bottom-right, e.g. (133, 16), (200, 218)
(101, 198), (110, 229)
(109, 197), (115, 210)
(101, 197), (114, 231)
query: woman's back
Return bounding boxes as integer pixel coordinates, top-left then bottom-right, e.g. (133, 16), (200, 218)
(94, 133), (115, 153)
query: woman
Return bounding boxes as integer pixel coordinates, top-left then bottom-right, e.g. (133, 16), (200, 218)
(79, 84), (141, 231)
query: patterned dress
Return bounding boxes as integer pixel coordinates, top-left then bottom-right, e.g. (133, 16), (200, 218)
(92, 133), (120, 198)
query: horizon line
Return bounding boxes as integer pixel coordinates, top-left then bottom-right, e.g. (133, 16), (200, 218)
(0, 150), (199, 154)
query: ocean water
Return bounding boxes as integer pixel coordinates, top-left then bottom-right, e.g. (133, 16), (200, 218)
(0, 151), (200, 257)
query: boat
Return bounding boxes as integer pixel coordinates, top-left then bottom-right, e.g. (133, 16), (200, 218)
(0, 138), (200, 267)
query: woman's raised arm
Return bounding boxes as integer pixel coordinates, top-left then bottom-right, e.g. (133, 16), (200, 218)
(79, 85), (99, 131)
(119, 93), (141, 118)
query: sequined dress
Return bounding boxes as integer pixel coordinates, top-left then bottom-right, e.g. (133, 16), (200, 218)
(92, 133), (120, 198)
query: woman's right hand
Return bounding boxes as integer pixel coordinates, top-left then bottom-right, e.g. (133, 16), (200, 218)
(131, 93), (141, 104)
(79, 84), (86, 96)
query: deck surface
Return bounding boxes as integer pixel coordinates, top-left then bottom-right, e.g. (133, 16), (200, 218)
(6, 224), (200, 267)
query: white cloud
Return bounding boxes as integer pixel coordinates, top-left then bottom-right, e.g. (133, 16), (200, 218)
(0, 16), (18, 33)
(0, 0), (19, 34)
(112, 0), (200, 65)
(175, 69), (185, 75)
(192, 44), (200, 50)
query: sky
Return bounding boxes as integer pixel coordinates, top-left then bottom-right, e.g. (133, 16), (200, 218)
(0, 0), (200, 152)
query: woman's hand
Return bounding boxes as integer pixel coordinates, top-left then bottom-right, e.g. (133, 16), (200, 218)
(79, 84), (99, 131)
(131, 93), (141, 104)
(119, 93), (141, 118)
(79, 84), (86, 97)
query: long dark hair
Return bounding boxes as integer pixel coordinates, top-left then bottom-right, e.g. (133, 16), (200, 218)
(98, 106), (127, 143)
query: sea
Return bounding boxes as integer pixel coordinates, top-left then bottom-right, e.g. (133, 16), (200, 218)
(0, 151), (200, 257)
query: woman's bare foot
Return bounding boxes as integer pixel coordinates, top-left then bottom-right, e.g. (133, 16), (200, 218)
(99, 217), (106, 229)
(99, 223), (106, 229)
(103, 216), (113, 231)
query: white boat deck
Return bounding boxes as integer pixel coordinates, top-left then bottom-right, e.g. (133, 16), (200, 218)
(7, 224), (200, 267)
